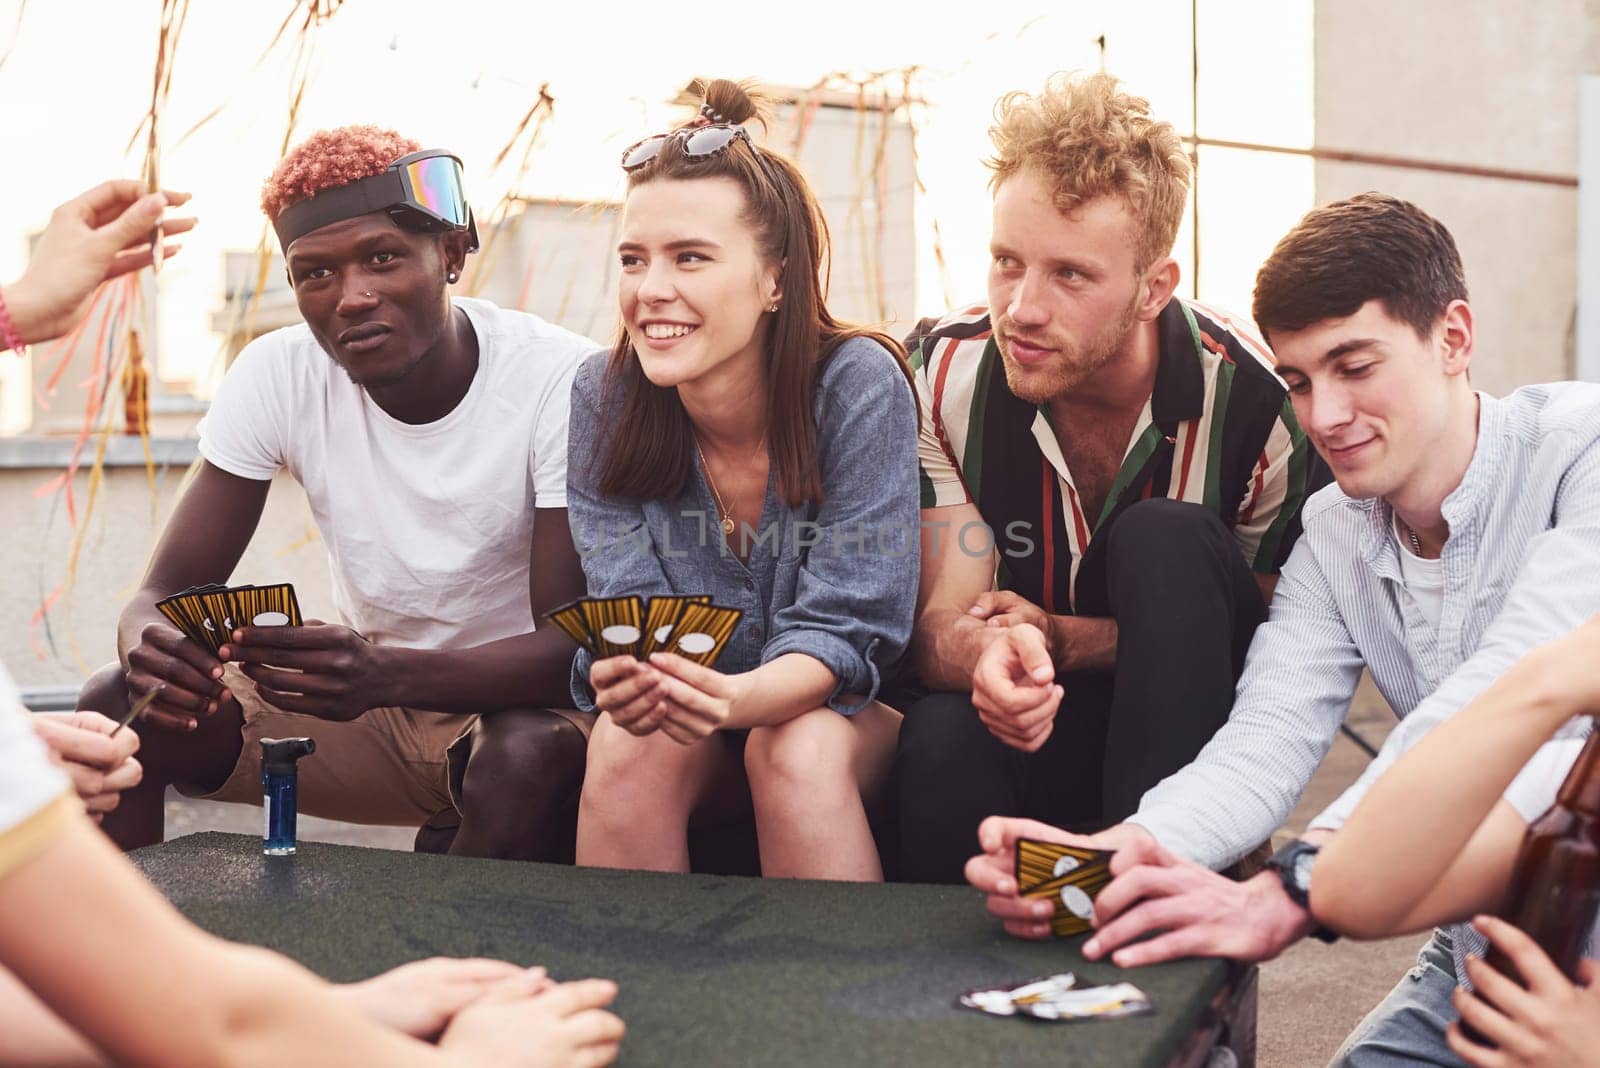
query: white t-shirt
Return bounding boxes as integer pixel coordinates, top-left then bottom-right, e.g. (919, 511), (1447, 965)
(199, 298), (596, 650)
(1394, 515), (1444, 631)
(0, 664), (73, 876)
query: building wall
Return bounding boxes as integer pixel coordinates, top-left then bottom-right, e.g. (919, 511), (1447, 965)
(466, 199), (622, 346)
(1, 443), (333, 691)
(1314, 0), (1586, 395)
(776, 101), (919, 337)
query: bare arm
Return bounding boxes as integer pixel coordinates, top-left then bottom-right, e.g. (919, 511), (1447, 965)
(722, 653), (838, 729)
(0, 961), (105, 1066)
(0, 818), (463, 1068)
(1313, 625), (1592, 938)
(1045, 615), (1116, 672)
(117, 461), (269, 730)
(910, 503), (1002, 690)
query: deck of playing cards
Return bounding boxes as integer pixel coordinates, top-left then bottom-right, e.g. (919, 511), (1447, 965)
(1015, 838), (1117, 937)
(958, 973), (1153, 1022)
(156, 583), (303, 656)
(544, 595), (742, 666)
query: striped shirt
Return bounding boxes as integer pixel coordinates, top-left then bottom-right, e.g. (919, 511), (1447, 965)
(1126, 382), (1600, 982)
(910, 298), (1317, 612)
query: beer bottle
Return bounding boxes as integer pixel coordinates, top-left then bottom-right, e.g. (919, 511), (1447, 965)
(1461, 722), (1600, 1048)
(1487, 720), (1600, 984)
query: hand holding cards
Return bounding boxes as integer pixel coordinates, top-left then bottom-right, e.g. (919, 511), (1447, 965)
(545, 595), (740, 665)
(128, 583), (302, 731)
(552, 595), (745, 744)
(1015, 838), (1116, 937)
(156, 583), (303, 656)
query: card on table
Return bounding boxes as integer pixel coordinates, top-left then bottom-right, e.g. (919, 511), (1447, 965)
(1015, 838), (1116, 937)
(957, 972), (1153, 1022)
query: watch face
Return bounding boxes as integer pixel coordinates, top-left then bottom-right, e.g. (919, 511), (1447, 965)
(1292, 851), (1316, 890)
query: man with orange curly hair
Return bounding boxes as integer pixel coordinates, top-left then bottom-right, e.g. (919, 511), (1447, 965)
(893, 72), (1323, 883)
(81, 125), (600, 863)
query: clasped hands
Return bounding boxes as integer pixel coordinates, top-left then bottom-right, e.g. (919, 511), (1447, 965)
(966, 590), (1063, 753)
(590, 653), (749, 744)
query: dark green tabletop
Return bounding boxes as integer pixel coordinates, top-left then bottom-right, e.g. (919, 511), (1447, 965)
(133, 833), (1247, 1067)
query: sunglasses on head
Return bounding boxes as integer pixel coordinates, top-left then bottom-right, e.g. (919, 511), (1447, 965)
(620, 123), (752, 173)
(274, 149), (480, 252)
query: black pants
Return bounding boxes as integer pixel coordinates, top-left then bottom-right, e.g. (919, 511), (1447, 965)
(894, 499), (1268, 884)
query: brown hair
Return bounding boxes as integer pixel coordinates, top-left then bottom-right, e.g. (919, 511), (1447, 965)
(1252, 192), (1468, 342)
(986, 72), (1190, 271)
(596, 77), (912, 508)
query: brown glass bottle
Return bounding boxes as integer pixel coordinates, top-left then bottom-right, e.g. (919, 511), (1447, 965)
(1461, 723), (1600, 1048)
(1487, 722), (1600, 985)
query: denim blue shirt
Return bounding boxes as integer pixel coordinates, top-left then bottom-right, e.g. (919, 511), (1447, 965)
(566, 337), (920, 715)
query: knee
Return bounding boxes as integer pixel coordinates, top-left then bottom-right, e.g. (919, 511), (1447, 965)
(1104, 499), (1239, 599)
(1107, 499), (1228, 566)
(746, 710), (850, 801)
(577, 725), (660, 828)
(460, 712), (587, 815)
(77, 662), (129, 715)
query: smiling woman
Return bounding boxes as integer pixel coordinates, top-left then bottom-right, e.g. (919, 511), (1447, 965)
(567, 78), (923, 882)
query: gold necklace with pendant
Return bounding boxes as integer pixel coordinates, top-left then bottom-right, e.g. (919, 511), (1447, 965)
(696, 438), (738, 536)
(695, 433), (767, 537)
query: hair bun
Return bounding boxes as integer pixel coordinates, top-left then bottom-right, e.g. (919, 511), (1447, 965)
(690, 77), (765, 129)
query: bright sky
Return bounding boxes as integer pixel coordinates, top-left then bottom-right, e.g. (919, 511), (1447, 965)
(0, 0), (1313, 430)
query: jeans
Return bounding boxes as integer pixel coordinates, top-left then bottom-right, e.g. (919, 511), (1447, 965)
(1331, 928), (1461, 1067)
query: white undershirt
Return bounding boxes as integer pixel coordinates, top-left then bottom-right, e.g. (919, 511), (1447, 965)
(1393, 513), (1444, 631)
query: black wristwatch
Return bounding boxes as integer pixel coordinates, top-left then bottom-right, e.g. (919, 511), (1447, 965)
(1266, 839), (1340, 944)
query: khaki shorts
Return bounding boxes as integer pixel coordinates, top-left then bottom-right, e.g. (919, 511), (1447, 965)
(185, 664), (593, 827)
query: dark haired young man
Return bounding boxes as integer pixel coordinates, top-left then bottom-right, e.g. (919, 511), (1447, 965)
(967, 192), (1600, 1065)
(84, 126), (601, 862)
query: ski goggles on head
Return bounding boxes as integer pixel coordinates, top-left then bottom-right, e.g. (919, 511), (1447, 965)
(620, 123), (752, 172)
(273, 149), (480, 252)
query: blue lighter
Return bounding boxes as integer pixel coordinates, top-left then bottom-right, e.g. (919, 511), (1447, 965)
(260, 737), (316, 856)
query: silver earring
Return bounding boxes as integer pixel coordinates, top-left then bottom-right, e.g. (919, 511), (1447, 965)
(768, 302), (779, 313)
(448, 271), (459, 284)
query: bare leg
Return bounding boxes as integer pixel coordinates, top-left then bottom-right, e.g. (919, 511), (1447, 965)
(576, 715), (744, 873)
(450, 709), (588, 861)
(745, 701), (901, 881)
(81, 663), (243, 850)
